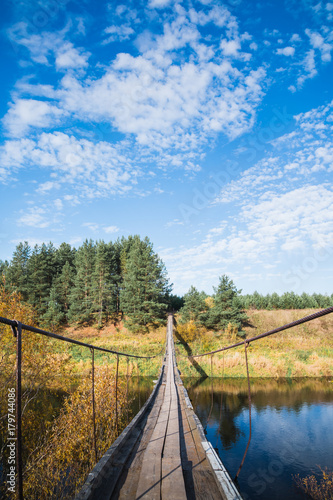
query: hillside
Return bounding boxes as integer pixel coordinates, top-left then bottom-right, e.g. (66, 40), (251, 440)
(63, 308), (333, 379)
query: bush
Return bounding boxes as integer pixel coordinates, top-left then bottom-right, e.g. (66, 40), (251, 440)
(294, 467), (333, 499)
(176, 321), (200, 343)
(24, 365), (127, 499)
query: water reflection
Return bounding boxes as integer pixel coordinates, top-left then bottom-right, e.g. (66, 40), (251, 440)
(183, 377), (333, 500)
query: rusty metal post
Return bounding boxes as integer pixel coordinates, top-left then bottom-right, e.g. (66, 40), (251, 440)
(90, 348), (97, 463)
(235, 342), (252, 480)
(115, 354), (119, 434)
(126, 357), (129, 425)
(215, 351), (225, 448)
(11, 321), (23, 500)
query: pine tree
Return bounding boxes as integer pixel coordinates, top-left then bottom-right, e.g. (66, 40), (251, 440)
(68, 240), (96, 324)
(178, 286), (207, 324)
(26, 243), (56, 316)
(111, 240), (123, 315)
(42, 286), (65, 330)
(6, 242), (31, 300)
(120, 237), (171, 332)
(92, 241), (116, 328)
(0, 260), (8, 286)
(167, 294), (184, 311)
(53, 261), (75, 319)
(54, 243), (76, 275)
(204, 275), (248, 335)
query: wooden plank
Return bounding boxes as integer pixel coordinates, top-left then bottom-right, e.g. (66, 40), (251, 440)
(116, 385), (166, 499)
(135, 317), (188, 499)
(161, 457), (186, 499)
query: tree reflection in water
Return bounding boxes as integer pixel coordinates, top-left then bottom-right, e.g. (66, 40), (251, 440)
(183, 377), (333, 500)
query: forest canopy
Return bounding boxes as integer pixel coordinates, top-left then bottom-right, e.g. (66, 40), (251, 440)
(0, 236), (172, 332)
(1, 237), (332, 333)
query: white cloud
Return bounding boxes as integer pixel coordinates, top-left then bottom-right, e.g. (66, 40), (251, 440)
(55, 42), (90, 69)
(54, 199), (63, 210)
(8, 22), (90, 69)
(103, 25), (135, 44)
(37, 181), (60, 193)
(162, 185), (333, 294)
(276, 46), (295, 56)
(221, 38), (241, 57)
(297, 49), (317, 88)
(3, 99), (64, 136)
(82, 222), (99, 231)
(148, 0), (172, 8)
(306, 29), (332, 62)
(242, 185), (333, 249)
(17, 207), (50, 228)
(104, 225), (119, 233)
(5, 5), (266, 150)
(165, 219), (184, 228)
(290, 34), (301, 43)
(0, 132), (140, 197)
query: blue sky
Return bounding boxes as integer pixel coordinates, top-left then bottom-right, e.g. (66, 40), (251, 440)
(1, 0), (333, 296)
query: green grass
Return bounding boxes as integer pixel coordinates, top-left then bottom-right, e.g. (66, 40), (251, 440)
(56, 309), (333, 379)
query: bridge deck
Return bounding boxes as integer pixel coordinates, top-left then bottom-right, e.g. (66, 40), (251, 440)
(76, 316), (242, 500)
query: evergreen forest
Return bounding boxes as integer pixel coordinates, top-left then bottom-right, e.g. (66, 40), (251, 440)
(1, 237), (332, 334)
(0, 236), (173, 332)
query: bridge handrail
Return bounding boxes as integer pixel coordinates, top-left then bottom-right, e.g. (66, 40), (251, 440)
(0, 315), (165, 359)
(1, 314), (166, 500)
(176, 305), (333, 483)
(180, 306), (333, 358)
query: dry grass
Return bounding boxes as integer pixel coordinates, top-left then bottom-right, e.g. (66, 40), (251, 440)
(175, 309), (333, 378)
(60, 321), (166, 377)
(50, 309), (333, 379)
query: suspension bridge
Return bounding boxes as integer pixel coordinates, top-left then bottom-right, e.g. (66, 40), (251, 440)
(2, 305), (333, 499)
(76, 315), (240, 500)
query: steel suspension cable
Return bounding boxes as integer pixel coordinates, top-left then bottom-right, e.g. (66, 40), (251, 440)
(178, 306), (333, 359)
(0, 316), (165, 359)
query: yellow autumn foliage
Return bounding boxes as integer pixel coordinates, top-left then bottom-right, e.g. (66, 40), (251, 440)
(176, 320), (200, 343)
(294, 467), (333, 499)
(0, 286), (72, 498)
(24, 365), (128, 499)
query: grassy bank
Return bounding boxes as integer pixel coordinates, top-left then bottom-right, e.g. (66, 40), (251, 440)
(175, 309), (333, 378)
(55, 308), (333, 380)
(60, 321), (166, 379)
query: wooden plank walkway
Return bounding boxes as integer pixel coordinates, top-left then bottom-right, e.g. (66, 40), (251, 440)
(76, 316), (242, 500)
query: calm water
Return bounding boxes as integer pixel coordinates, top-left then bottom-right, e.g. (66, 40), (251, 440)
(183, 377), (333, 500)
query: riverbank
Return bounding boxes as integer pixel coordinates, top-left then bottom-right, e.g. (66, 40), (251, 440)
(176, 308), (333, 378)
(60, 308), (333, 379)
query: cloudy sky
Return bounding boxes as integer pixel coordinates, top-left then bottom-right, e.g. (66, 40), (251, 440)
(1, 0), (333, 296)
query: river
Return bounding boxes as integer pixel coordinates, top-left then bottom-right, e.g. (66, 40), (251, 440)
(183, 377), (333, 500)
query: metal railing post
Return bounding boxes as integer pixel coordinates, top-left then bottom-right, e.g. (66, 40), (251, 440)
(115, 354), (119, 435)
(235, 342), (252, 480)
(126, 357), (129, 425)
(90, 348), (98, 463)
(11, 321), (23, 500)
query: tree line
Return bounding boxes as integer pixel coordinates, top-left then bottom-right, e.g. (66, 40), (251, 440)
(1, 238), (331, 334)
(177, 277), (333, 341)
(0, 236), (175, 332)
(238, 291), (333, 310)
